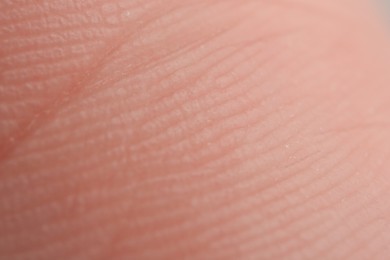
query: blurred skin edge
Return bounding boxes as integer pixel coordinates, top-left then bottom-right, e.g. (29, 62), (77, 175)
(1, 0), (390, 259)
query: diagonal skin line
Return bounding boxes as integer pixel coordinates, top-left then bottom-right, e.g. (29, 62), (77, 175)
(0, 3), (177, 163)
(0, 0), (327, 165)
(0, 0), (258, 164)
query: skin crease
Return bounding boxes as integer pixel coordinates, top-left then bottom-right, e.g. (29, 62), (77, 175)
(1, 0), (390, 259)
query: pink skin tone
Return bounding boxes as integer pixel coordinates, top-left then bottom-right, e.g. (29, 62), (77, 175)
(1, 0), (390, 259)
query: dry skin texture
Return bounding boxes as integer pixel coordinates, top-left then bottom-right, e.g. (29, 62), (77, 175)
(1, 0), (390, 259)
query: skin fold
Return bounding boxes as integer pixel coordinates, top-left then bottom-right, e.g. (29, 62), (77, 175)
(1, 0), (390, 259)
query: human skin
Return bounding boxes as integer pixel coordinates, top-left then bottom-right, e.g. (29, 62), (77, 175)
(1, 0), (390, 259)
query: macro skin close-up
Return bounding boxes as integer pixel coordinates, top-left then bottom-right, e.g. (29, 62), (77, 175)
(2, 0), (390, 259)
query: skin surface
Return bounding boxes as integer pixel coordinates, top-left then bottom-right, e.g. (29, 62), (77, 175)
(1, 0), (390, 259)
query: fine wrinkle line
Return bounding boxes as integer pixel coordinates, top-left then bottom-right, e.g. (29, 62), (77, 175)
(0, 1), (255, 163)
(0, 2), (302, 164)
(69, 12), (256, 110)
(0, 3), (170, 162)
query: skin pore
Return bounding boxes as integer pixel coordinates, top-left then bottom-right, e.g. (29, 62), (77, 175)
(1, 0), (390, 259)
